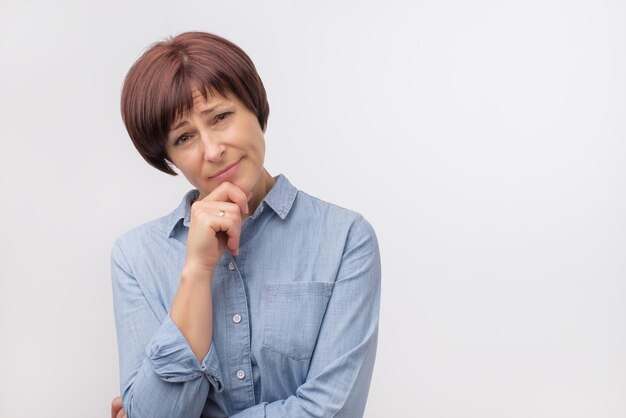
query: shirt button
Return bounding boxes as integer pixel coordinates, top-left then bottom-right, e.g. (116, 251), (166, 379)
(228, 262), (235, 271)
(232, 314), (242, 324)
(236, 370), (245, 380)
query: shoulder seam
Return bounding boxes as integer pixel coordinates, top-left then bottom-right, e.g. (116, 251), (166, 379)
(343, 214), (366, 255)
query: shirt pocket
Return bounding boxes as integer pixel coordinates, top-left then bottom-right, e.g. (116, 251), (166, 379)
(262, 281), (334, 361)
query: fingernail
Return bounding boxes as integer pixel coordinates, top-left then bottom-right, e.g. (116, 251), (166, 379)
(245, 203), (249, 214)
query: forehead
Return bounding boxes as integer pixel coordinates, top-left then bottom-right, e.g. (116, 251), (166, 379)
(171, 88), (235, 122)
(190, 87), (234, 108)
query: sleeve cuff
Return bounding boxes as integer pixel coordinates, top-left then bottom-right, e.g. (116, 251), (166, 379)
(145, 314), (224, 392)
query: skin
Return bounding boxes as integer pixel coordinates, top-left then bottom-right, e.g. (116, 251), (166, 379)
(111, 89), (276, 417)
(111, 396), (124, 418)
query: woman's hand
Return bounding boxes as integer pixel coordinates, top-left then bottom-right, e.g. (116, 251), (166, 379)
(110, 396), (125, 418)
(185, 181), (249, 272)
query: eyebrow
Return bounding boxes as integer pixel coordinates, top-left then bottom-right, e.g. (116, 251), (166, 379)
(170, 102), (232, 132)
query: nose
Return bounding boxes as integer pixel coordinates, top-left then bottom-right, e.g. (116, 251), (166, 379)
(200, 132), (226, 162)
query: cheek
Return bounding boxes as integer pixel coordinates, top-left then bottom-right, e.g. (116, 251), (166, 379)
(248, 129), (266, 158)
(174, 152), (202, 177)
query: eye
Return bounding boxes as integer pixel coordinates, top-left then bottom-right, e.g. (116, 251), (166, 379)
(214, 112), (232, 123)
(174, 134), (191, 146)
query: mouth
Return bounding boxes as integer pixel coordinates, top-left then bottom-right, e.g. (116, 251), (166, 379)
(209, 157), (243, 180)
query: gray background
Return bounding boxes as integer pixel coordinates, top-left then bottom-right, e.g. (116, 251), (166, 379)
(1, 1), (625, 417)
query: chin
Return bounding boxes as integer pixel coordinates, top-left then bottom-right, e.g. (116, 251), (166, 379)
(195, 177), (249, 200)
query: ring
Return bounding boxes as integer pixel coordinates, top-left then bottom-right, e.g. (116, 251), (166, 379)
(218, 209), (225, 217)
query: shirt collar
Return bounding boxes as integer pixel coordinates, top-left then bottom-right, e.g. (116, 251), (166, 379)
(262, 173), (298, 220)
(166, 173), (297, 238)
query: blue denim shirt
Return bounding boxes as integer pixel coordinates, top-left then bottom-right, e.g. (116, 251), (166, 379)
(111, 174), (381, 418)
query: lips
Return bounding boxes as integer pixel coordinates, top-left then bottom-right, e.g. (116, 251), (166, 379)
(209, 158), (242, 180)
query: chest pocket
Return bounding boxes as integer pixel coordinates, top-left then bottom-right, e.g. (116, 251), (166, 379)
(262, 281), (334, 361)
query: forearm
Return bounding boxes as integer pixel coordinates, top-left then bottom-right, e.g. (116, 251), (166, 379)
(170, 263), (215, 362)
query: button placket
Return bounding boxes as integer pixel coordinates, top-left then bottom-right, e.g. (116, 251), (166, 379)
(222, 257), (254, 405)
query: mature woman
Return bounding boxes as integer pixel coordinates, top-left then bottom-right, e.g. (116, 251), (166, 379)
(111, 31), (381, 418)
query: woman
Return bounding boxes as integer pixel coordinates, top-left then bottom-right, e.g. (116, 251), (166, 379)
(111, 31), (381, 418)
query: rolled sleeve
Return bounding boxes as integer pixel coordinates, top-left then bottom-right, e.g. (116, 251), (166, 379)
(147, 314), (223, 390)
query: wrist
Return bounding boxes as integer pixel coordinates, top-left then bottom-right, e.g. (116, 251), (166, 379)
(181, 261), (215, 282)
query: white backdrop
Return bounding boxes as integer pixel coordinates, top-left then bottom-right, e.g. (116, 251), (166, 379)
(1, 1), (625, 417)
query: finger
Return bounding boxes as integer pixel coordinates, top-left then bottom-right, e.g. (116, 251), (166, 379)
(203, 181), (249, 214)
(209, 216), (241, 255)
(193, 201), (242, 221)
(111, 396), (122, 418)
(227, 231), (240, 256)
(116, 408), (127, 418)
(191, 200), (243, 255)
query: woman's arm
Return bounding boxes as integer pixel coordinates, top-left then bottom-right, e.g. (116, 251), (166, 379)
(231, 215), (381, 418)
(113, 182), (249, 418)
(112, 241), (219, 418)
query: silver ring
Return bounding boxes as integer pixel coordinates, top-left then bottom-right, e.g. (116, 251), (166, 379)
(218, 209), (225, 217)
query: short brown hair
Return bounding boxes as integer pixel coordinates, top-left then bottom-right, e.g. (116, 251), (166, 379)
(121, 32), (269, 175)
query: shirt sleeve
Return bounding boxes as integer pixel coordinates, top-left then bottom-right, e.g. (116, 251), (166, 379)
(230, 215), (382, 418)
(111, 239), (224, 418)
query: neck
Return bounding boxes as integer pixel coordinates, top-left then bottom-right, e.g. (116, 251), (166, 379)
(246, 168), (276, 219)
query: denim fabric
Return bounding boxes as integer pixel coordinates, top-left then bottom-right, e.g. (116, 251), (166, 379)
(111, 174), (381, 418)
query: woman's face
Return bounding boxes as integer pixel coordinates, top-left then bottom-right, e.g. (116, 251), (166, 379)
(165, 89), (267, 203)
